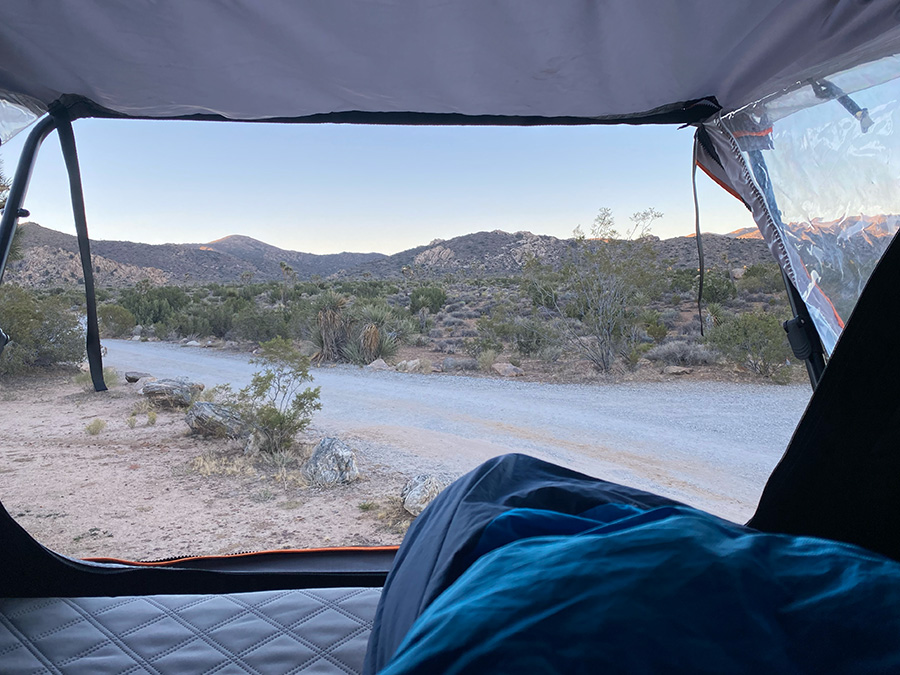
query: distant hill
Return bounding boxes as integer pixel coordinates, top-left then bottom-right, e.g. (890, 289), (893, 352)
(200, 235), (385, 281)
(9, 223), (385, 286)
(336, 229), (774, 279)
(20, 220), (882, 289)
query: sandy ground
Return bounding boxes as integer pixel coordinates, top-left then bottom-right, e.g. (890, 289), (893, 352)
(0, 342), (812, 563)
(0, 371), (414, 561)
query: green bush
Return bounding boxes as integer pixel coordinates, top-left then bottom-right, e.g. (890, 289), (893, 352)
(737, 263), (784, 295)
(640, 309), (668, 343)
(85, 419), (106, 435)
(98, 303), (136, 338)
(509, 316), (557, 356)
(234, 337), (322, 453)
(668, 268), (697, 294)
(231, 305), (289, 342)
(409, 285), (447, 314)
(700, 268), (737, 303)
(706, 310), (792, 381)
(0, 285), (84, 375)
(119, 282), (190, 326)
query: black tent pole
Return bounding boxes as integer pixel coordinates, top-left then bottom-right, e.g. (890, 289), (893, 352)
(0, 115), (59, 354)
(0, 115), (58, 283)
(48, 106), (107, 392)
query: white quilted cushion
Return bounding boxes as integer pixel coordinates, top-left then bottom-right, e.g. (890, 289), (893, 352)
(0, 587), (381, 674)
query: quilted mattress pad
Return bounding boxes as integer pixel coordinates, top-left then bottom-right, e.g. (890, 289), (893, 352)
(0, 587), (381, 674)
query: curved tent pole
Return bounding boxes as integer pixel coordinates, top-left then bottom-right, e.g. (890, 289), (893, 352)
(0, 115), (57, 283)
(0, 115), (58, 354)
(48, 105), (106, 392)
(0, 109), (106, 391)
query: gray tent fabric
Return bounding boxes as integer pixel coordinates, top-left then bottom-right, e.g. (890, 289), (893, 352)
(2, 1), (900, 143)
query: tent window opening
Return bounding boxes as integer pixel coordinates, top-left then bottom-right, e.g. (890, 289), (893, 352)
(720, 55), (900, 355)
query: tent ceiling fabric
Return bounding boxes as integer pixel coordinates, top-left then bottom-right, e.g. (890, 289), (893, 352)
(2, 1), (899, 138)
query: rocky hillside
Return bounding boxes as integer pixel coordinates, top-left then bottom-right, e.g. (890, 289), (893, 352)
(7, 223), (385, 286)
(337, 229), (773, 279)
(6, 221), (777, 288)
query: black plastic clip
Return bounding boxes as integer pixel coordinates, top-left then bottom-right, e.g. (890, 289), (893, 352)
(783, 316), (814, 360)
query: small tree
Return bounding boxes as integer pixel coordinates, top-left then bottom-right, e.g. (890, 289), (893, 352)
(98, 303), (136, 338)
(707, 310), (793, 382)
(237, 337), (321, 453)
(0, 285), (84, 374)
(526, 207), (663, 372)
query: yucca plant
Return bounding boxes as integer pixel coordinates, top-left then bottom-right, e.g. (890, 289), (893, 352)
(344, 303), (400, 364)
(342, 331), (399, 365)
(312, 291), (348, 362)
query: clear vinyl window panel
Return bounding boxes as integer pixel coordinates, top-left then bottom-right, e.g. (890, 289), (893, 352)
(723, 57), (900, 355)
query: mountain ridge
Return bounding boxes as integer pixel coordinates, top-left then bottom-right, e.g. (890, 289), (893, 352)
(7, 221), (776, 287)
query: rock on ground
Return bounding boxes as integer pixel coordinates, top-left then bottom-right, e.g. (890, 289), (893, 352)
(185, 402), (245, 438)
(141, 378), (204, 409)
(442, 357), (478, 372)
(125, 371), (152, 383)
(366, 359), (393, 371)
(401, 473), (455, 516)
(302, 438), (360, 486)
(396, 359), (433, 374)
(492, 362), (525, 377)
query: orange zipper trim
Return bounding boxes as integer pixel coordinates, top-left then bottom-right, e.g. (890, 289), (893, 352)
(84, 545), (400, 566)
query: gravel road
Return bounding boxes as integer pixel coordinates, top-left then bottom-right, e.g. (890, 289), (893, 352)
(104, 340), (813, 523)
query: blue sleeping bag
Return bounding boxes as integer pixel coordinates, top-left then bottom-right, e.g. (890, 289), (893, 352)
(382, 503), (900, 673)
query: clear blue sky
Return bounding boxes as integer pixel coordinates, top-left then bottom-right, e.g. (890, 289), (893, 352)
(0, 118), (753, 255)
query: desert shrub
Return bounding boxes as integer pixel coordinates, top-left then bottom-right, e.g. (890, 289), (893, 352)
(466, 305), (513, 356)
(477, 348), (498, 371)
(119, 282), (190, 326)
(126, 415), (137, 429)
(0, 285), (84, 375)
(707, 310), (792, 381)
(187, 296), (251, 338)
(232, 305), (288, 342)
(704, 302), (726, 330)
(85, 419), (106, 435)
(661, 309), (681, 327)
(168, 312), (212, 339)
(337, 280), (398, 299)
(645, 340), (719, 366)
(737, 263), (784, 295)
(700, 268), (737, 303)
(233, 337), (322, 453)
(668, 268), (697, 294)
(640, 309), (668, 343)
(621, 340), (653, 371)
(74, 366), (120, 391)
(524, 207), (663, 372)
(409, 285), (447, 314)
(510, 316), (557, 356)
(146, 410), (157, 426)
(97, 303), (135, 338)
